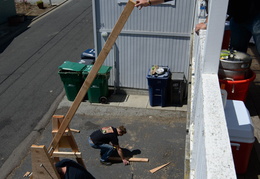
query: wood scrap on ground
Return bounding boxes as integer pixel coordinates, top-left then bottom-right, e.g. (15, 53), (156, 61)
(23, 171), (32, 177)
(150, 162), (171, 173)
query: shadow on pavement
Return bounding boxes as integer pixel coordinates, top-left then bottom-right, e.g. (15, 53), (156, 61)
(107, 148), (142, 165)
(0, 16), (37, 53)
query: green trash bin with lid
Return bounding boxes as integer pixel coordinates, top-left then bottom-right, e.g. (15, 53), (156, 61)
(58, 61), (86, 101)
(82, 65), (112, 103)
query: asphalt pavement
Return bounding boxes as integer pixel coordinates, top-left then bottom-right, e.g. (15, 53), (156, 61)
(6, 94), (187, 179)
(0, 0), (94, 177)
(1, 0), (259, 178)
(0, 1), (187, 178)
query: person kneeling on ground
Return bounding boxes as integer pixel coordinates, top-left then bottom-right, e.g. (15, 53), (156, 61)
(88, 126), (129, 166)
(55, 159), (95, 179)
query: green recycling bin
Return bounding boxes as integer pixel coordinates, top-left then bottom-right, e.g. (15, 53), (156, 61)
(58, 61), (86, 101)
(83, 65), (112, 103)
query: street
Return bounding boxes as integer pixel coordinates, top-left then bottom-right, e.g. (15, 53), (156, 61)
(0, 0), (94, 173)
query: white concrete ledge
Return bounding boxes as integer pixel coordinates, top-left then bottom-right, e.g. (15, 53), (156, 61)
(202, 74), (236, 178)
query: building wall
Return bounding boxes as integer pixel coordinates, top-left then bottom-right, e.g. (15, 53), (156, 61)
(93, 0), (195, 89)
(0, 0), (16, 24)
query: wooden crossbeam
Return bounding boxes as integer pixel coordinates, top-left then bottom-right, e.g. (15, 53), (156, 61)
(48, 0), (136, 154)
(52, 151), (82, 158)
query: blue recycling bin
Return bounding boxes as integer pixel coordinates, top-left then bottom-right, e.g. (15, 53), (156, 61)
(146, 66), (171, 107)
(81, 48), (95, 59)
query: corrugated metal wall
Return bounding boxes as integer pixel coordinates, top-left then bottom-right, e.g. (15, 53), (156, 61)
(93, 0), (195, 89)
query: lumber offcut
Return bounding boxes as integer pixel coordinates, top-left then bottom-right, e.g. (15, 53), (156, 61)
(150, 162), (171, 173)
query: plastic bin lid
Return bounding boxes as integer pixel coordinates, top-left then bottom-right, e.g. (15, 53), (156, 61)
(224, 100), (255, 143)
(81, 49), (95, 58)
(171, 72), (185, 80)
(58, 61), (86, 72)
(83, 65), (112, 75)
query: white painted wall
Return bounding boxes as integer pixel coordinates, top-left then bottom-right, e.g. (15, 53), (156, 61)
(188, 0), (237, 178)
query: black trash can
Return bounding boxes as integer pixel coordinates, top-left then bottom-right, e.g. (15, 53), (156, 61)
(170, 72), (186, 107)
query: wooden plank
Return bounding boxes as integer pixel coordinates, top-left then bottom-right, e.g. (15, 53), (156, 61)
(109, 157), (149, 162)
(31, 145), (60, 179)
(52, 128), (80, 134)
(48, 0), (136, 154)
(52, 115), (64, 132)
(52, 151), (82, 158)
(149, 162), (171, 173)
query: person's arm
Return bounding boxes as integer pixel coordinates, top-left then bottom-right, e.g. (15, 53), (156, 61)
(135, 0), (167, 9)
(195, 17), (208, 34)
(114, 145), (129, 165)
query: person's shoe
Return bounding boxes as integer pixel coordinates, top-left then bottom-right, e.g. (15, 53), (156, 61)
(100, 160), (112, 166)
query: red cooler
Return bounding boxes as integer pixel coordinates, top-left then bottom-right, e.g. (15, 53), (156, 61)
(224, 100), (255, 174)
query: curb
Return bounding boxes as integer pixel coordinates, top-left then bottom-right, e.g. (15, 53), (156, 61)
(30, 0), (68, 23)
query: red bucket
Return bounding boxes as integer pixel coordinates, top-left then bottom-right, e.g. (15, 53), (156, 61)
(219, 70), (256, 102)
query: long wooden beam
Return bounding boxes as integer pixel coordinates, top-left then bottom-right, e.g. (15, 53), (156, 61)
(48, 0), (136, 154)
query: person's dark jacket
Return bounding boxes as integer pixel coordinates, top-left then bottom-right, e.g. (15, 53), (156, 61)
(227, 0), (260, 23)
(55, 159), (95, 179)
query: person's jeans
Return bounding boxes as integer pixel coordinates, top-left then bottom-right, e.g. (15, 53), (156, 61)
(230, 13), (260, 55)
(88, 137), (115, 162)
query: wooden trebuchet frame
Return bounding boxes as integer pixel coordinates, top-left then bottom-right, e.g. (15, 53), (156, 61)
(30, 1), (136, 178)
(47, 0), (136, 155)
(51, 115), (85, 168)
